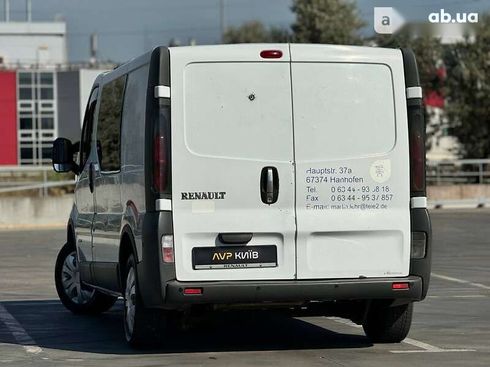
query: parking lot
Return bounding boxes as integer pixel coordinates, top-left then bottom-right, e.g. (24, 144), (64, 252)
(0, 210), (489, 366)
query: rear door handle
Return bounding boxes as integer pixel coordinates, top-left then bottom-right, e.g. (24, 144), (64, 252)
(218, 233), (252, 245)
(260, 167), (279, 204)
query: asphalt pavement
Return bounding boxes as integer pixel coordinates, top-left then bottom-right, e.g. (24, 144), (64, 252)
(0, 210), (489, 366)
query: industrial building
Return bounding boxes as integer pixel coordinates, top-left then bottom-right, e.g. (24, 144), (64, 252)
(0, 0), (108, 165)
(1, 1), (459, 166)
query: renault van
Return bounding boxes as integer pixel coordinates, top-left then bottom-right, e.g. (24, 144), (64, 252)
(52, 44), (431, 347)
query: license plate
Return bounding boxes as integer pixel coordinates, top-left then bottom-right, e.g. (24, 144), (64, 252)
(192, 245), (277, 270)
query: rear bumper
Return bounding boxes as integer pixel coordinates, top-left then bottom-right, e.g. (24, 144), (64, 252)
(164, 276), (423, 305)
(139, 210), (431, 308)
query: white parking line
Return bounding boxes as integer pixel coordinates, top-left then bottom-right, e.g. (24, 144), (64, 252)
(391, 348), (475, 353)
(394, 338), (475, 353)
(326, 316), (476, 354)
(432, 272), (490, 290)
(402, 338), (443, 352)
(0, 303), (47, 359)
(326, 317), (361, 328)
(428, 294), (487, 299)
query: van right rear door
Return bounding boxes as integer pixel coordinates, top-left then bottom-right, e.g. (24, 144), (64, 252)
(290, 45), (411, 280)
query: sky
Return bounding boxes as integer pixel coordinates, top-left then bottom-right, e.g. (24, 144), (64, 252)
(2, 0), (490, 63)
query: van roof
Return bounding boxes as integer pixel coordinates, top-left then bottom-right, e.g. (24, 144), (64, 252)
(93, 43), (403, 89)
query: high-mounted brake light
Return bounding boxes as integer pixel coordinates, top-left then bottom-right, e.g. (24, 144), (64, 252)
(260, 50), (283, 59)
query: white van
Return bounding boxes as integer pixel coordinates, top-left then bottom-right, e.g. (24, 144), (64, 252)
(52, 44), (431, 347)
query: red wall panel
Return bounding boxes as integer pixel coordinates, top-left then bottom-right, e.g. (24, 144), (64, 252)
(0, 71), (17, 165)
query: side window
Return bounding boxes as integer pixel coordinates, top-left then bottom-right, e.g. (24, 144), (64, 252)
(79, 87), (99, 170)
(121, 65), (149, 168)
(96, 76), (126, 172)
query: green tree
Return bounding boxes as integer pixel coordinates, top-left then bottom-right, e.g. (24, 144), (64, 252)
(444, 15), (490, 158)
(373, 31), (446, 152)
(223, 21), (290, 43)
(375, 31), (444, 97)
(291, 0), (365, 45)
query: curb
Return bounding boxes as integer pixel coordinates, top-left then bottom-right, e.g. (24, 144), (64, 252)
(0, 202), (488, 230)
(0, 223), (66, 231)
(428, 199), (488, 210)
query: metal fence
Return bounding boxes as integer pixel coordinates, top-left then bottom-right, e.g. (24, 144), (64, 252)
(0, 166), (74, 197)
(427, 159), (490, 185)
(0, 159), (489, 197)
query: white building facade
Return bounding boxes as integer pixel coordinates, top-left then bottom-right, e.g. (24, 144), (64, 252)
(0, 21), (67, 67)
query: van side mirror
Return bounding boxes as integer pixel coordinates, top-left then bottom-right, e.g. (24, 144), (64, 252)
(52, 138), (80, 174)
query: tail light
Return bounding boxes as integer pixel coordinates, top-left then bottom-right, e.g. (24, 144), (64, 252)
(408, 101), (426, 195)
(411, 232), (427, 259)
(392, 282), (410, 290)
(183, 288), (202, 295)
(402, 49), (426, 197)
(153, 108), (170, 193)
(161, 235), (174, 263)
(153, 134), (167, 192)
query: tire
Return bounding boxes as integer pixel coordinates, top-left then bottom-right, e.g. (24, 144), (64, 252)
(362, 302), (413, 343)
(123, 254), (167, 348)
(55, 242), (117, 314)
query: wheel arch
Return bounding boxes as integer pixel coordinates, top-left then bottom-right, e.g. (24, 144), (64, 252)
(67, 219), (76, 248)
(119, 225), (138, 288)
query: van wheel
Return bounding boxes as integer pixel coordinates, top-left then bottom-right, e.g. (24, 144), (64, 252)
(55, 242), (117, 314)
(123, 254), (166, 347)
(362, 302), (413, 343)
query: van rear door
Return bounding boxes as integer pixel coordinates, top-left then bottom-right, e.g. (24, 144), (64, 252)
(170, 45), (296, 281)
(290, 45), (411, 279)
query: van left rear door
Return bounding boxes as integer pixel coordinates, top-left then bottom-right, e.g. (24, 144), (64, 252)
(170, 45), (297, 282)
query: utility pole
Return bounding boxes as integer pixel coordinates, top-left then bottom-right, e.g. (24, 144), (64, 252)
(26, 0), (32, 22)
(219, 0), (226, 43)
(143, 26), (149, 52)
(90, 33), (98, 66)
(4, 0), (10, 22)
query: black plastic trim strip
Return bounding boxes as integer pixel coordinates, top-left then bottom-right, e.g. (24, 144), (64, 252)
(401, 48), (420, 88)
(409, 208), (432, 299)
(136, 211), (175, 308)
(165, 276), (423, 305)
(92, 262), (120, 292)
